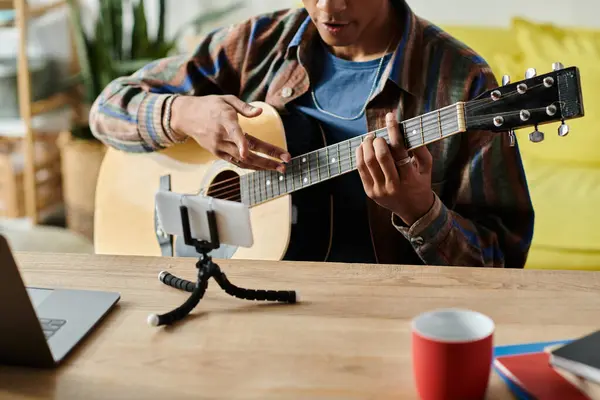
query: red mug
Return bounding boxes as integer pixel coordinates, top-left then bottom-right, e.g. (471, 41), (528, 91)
(411, 308), (495, 400)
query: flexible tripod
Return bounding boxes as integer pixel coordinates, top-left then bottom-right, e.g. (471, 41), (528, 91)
(148, 203), (298, 327)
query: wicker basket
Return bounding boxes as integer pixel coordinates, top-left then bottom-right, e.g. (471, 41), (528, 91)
(0, 136), (63, 219)
(57, 132), (106, 241)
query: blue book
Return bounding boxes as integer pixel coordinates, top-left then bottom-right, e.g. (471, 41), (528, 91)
(493, 339), (573, 400)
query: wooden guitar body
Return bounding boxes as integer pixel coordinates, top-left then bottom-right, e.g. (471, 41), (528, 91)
(94, 102), (332, 261)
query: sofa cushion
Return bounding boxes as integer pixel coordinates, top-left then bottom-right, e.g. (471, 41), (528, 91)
(499, 18), (600, 167)
(440, 25), (518, 81)
(522, 156), (600, 252)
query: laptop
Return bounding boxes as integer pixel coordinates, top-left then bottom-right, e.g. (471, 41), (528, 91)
(0, 234), (120, 368)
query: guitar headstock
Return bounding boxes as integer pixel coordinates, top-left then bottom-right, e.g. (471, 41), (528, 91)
(465, 63), (584, 144)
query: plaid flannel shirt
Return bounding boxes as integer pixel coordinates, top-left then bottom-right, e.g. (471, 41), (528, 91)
(89, 2), (535, 268)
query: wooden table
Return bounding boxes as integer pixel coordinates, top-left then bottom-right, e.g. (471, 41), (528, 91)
(2, 253), (600, 399)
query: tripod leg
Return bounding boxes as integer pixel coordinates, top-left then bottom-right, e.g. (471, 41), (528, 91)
(148, 271), (209, 326)
(211, 262), (297, 304)
(158, 271), (195, 292)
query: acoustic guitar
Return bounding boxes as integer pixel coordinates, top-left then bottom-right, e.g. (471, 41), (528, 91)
(94, 64), (584, 260)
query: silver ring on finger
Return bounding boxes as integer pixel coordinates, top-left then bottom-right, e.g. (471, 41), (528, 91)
(395, 156), (413, 167)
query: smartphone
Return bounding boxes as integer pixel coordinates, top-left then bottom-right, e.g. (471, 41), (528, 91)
(155, 191), (254, 248)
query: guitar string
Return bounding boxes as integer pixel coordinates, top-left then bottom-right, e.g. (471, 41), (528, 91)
(210, 116), (485, 201)
(432, 83), (533, 113)
(218, 123), (466, 203)
(200, 81), (557, 198)
(202, 110), (460, 195)
(465, 81), (550, 109)
(211, 104), (559, 202)
(469, 102), (564, 120)
(220, 121), (456, 203)
(206, 99), (515, 199)
(210, 101), (558, 202)
(466, 82), (549, 113)
(206, 112), (460, 196)
(208, 109), (524, 202)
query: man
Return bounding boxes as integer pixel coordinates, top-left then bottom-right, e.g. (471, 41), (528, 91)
(89, 0), (535, 268)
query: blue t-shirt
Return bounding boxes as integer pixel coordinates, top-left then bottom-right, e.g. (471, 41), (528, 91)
(290, 43), (393, 263)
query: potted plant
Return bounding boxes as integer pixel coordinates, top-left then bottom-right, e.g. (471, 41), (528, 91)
(59, 0), (239, 240)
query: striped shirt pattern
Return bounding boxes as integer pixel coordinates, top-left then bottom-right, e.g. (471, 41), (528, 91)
(89, 1), (535, 268)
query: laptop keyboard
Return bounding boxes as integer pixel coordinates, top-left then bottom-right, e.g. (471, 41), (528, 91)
(39, 318), (66, 339)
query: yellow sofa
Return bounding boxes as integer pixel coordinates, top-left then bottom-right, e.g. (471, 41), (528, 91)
(444, 19), (600, 270)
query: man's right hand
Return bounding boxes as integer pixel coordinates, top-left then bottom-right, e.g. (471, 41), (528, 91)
(170, 95), (291, 172)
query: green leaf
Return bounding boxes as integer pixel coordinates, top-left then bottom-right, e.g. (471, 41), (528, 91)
(131, 0), (150, 59)
(99, 0), (113, 58)
(65, 0), (95, 103)
(111, 0), (123, 60)
(157, 0), (166, 45)
(145, 40), (175, 59)
(83, 35), (100, 98)
(94, 15), (115, 90)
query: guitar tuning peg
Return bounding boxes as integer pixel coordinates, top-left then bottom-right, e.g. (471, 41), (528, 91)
(558, 120), (570, 137)
(529, 124), (545, 143)
(525, 68), (537, 79)
(552, 62), (564, 71)
(508, 130), (516, 147)
(502, 75), (511, 85)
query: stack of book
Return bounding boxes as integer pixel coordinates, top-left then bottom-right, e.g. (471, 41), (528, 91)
(493, 330), (600, 399)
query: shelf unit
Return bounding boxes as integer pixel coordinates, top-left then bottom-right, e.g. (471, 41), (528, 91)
(0, 0), (81, 224)
(0, 0), (66, 27)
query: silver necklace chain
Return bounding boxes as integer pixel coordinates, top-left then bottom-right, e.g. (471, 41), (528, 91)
(311, 35), (396, 121)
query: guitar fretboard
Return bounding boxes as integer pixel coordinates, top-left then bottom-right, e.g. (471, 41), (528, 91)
(240, 103), (465, 206)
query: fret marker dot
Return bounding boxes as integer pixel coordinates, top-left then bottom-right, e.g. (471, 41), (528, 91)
(302, 157), (306, 162)
(412, 129), (417, 135)
(279, 176), (283, 181)
(303, 177), (308, 183)
(266, 180), (271, 186)
(331, 158), (336, 163)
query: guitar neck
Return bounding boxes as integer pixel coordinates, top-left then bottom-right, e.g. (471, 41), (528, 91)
(241, 102), (466, 206)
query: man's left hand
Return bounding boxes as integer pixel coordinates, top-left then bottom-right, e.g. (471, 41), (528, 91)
(356, 112), (435, 226)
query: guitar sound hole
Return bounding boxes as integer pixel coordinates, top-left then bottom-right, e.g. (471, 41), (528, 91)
(206, 170), (241, 203)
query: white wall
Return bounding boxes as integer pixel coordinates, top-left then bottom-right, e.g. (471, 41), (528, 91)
(144, 0), (600, 30)
(127, 0), (600, 31)
(131, 0), (600, 30)
(0, 0), (298, 61)
(409, 0), (599, 28)
(1, 0), (598, 66)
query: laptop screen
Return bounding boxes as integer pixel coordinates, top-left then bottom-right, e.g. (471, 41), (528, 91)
(26, 288), (53, 308)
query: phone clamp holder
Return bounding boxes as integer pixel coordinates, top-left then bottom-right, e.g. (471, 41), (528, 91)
(148, 203), (297, 327)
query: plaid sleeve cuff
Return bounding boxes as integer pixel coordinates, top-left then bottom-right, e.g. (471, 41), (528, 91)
(391, 193), (452, 250)
(137, 93), (184, 149)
